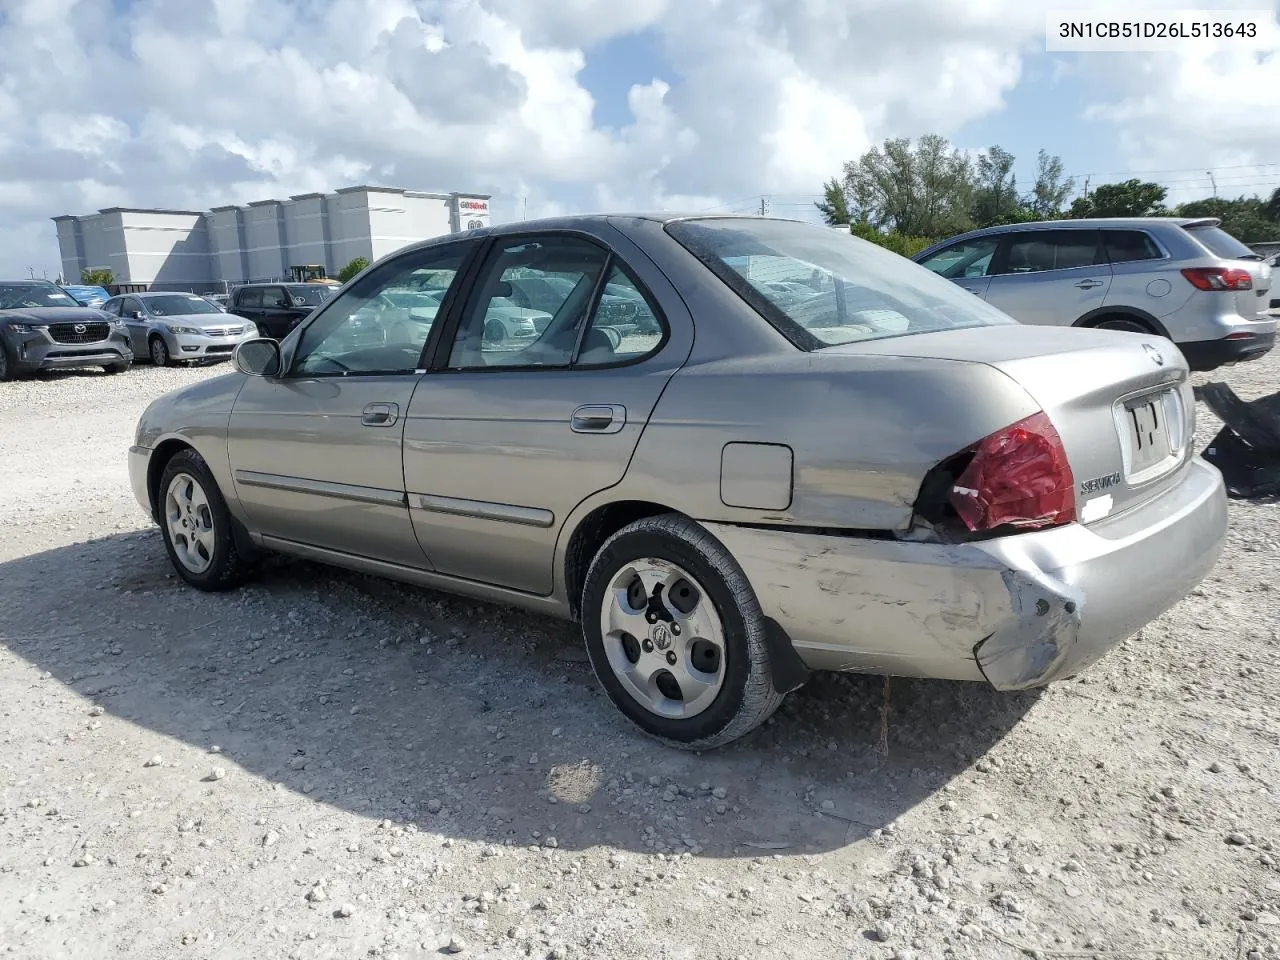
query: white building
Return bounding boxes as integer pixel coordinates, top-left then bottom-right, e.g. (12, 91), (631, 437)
(53, 186), (492, 291)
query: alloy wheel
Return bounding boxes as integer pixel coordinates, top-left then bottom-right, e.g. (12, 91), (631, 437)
(598, 558), (727, 719)
(164, 472), (216, 574)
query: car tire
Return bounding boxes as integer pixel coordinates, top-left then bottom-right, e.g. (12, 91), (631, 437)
(1095, 317), (1154, 334)
(0, 342), (20, 381)
(150, 336), (173, 367)
(156, 448), (255, 592)
(103, 360), (130, 374)
(581, 513), (785, 749)
(484, 319), (507, 344)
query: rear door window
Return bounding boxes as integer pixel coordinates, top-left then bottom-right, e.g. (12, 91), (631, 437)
(237, 288), (263, 309)
(995, 230), (1102, 274)
(262, 287), (289, 309)
(1183, 224), (1256, 261)
(1103, 230), (1164, 264)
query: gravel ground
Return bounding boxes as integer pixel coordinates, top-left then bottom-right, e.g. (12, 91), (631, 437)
(0, 356), (1277, 960)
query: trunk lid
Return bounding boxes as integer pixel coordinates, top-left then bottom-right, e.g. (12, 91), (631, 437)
(826, 325), (1194, 525)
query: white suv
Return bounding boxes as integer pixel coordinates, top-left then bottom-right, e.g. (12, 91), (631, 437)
(914, 217), (1276, 372)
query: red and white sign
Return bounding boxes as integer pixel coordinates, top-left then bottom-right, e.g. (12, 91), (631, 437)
(458, 199), (489, 211)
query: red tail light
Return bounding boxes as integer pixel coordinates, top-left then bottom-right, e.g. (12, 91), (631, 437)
(1181, 267), (1252, 291)
(947, 412), (1076, 533)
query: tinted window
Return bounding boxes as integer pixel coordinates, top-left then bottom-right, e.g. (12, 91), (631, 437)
(997, 230), (1102, 274)
(1184, 224), (1255, 260)
(262, 287), (289, 309)
(918, 237), (1000, 279)
(667, 218), (1014, 349)
(286, 284), (336, 307)
(236, 288), (262, 309)
(447, 236), (610, 368)
(123, 297), (145, 316)
(292, 246), (469, 377)
(1104, 230), (1164, 264)
(101, 298), (122, 316)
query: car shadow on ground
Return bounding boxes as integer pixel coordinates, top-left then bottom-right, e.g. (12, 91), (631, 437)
(0, 531), (1041, 859)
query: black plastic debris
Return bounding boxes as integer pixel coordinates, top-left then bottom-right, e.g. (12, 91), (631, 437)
(1195, 381), (1280, 499)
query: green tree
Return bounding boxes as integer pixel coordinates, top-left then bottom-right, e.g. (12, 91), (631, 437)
(80, 267), (113, 286)
(337, 257), (370, 283)
(971, 145), (1022, 227)
(815, 177), (852, 225)
(1069, 179), (1167, 218)
(848, 221), (933, 258)
(1175, 196), (1279, 244)
(1028, 149), (1075, 218)
(844, 134), (976, 238)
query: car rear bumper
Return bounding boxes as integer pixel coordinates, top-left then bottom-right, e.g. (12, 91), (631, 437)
(1178, 330), (1275, 371)
(702, 456), (1226, 689)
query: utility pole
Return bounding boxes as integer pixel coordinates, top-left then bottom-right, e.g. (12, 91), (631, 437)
(758, 196), (770, 217)
(1207, 170), (1218, 198)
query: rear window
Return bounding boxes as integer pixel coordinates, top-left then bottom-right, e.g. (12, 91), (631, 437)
(1184, 224), (1255, 260)
(1103, 230), (1164, 264)
(666, 218), (1015, 350)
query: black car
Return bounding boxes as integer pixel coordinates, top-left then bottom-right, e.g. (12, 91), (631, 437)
(227, 283), (336, 339)
(0, 280), (132, 380)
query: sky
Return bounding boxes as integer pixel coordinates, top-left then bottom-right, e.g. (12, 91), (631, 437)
(2, 0), (1280, 278)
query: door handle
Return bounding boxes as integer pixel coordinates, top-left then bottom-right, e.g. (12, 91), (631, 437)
(1075, 279), (1105, 289)
(570, 404), (626, 434)
(361, 402), (399, 427)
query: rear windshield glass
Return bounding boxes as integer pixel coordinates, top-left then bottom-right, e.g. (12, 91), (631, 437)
(1184, 224), (1255, 260)
(666, 218), (1015, 349)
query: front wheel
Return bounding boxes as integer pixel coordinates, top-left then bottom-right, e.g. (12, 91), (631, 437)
(149, 336), (172, 367)
(0, 343), (18, 382)
(157, 449), (255, 591)
(581, 514), (785, 749)
(484, 319), (507, 344)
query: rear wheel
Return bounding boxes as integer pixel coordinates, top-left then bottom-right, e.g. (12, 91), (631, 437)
(581, 514), (785, 749)
(484, 319), (507, 344)
(149, 336), (172, 367)
(1095, 317), (1154, 334)
(157, 449), (255, 591)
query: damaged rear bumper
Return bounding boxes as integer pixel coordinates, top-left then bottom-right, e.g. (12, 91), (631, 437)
(702, 457), (1226, 690)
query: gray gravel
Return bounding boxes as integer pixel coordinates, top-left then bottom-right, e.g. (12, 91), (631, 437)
(1, 356), (1278, 960)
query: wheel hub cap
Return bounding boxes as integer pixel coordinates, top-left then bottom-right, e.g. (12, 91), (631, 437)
(164, 473), (215, 574)
(599, 559), (727, 720)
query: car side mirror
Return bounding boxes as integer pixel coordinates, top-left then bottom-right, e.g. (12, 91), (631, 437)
(131, 310), (144, 319)
(233, 338), (282, 378)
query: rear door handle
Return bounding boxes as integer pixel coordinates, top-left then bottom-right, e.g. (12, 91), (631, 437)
(1075, 279), (1105, 289)
(361, 402), (399, 427)
(570, 404), (626, 434)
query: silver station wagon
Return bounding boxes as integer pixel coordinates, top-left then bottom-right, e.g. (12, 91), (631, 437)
(129, 215), (1227, 748)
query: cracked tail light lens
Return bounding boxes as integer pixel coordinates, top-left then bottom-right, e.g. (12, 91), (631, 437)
(947, 411), (1077, 533)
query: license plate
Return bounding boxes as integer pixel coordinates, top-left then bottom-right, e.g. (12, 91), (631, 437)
(1125, 393), (1173, 474)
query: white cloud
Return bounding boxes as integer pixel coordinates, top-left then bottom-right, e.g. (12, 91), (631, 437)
(3, 0), (1279, 278)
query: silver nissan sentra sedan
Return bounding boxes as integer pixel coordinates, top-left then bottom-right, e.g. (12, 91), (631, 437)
(128, 215), (1227, 749)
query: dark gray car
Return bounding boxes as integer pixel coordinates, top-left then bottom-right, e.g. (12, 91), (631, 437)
(0, 280), (132, 380)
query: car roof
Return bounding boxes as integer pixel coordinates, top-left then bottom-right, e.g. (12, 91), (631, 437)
(0, 278), (59, 285)
(939, 216), (1220, 240)
(390, 213), (814, 257)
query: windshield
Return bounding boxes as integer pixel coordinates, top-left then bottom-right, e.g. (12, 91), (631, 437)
(666, 218), (1015, 349)
(144, 294), (222, 316)
(0, 283), (81, 310)
(286, 284), (336, 307)
(1184, 224), (1256, 261)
